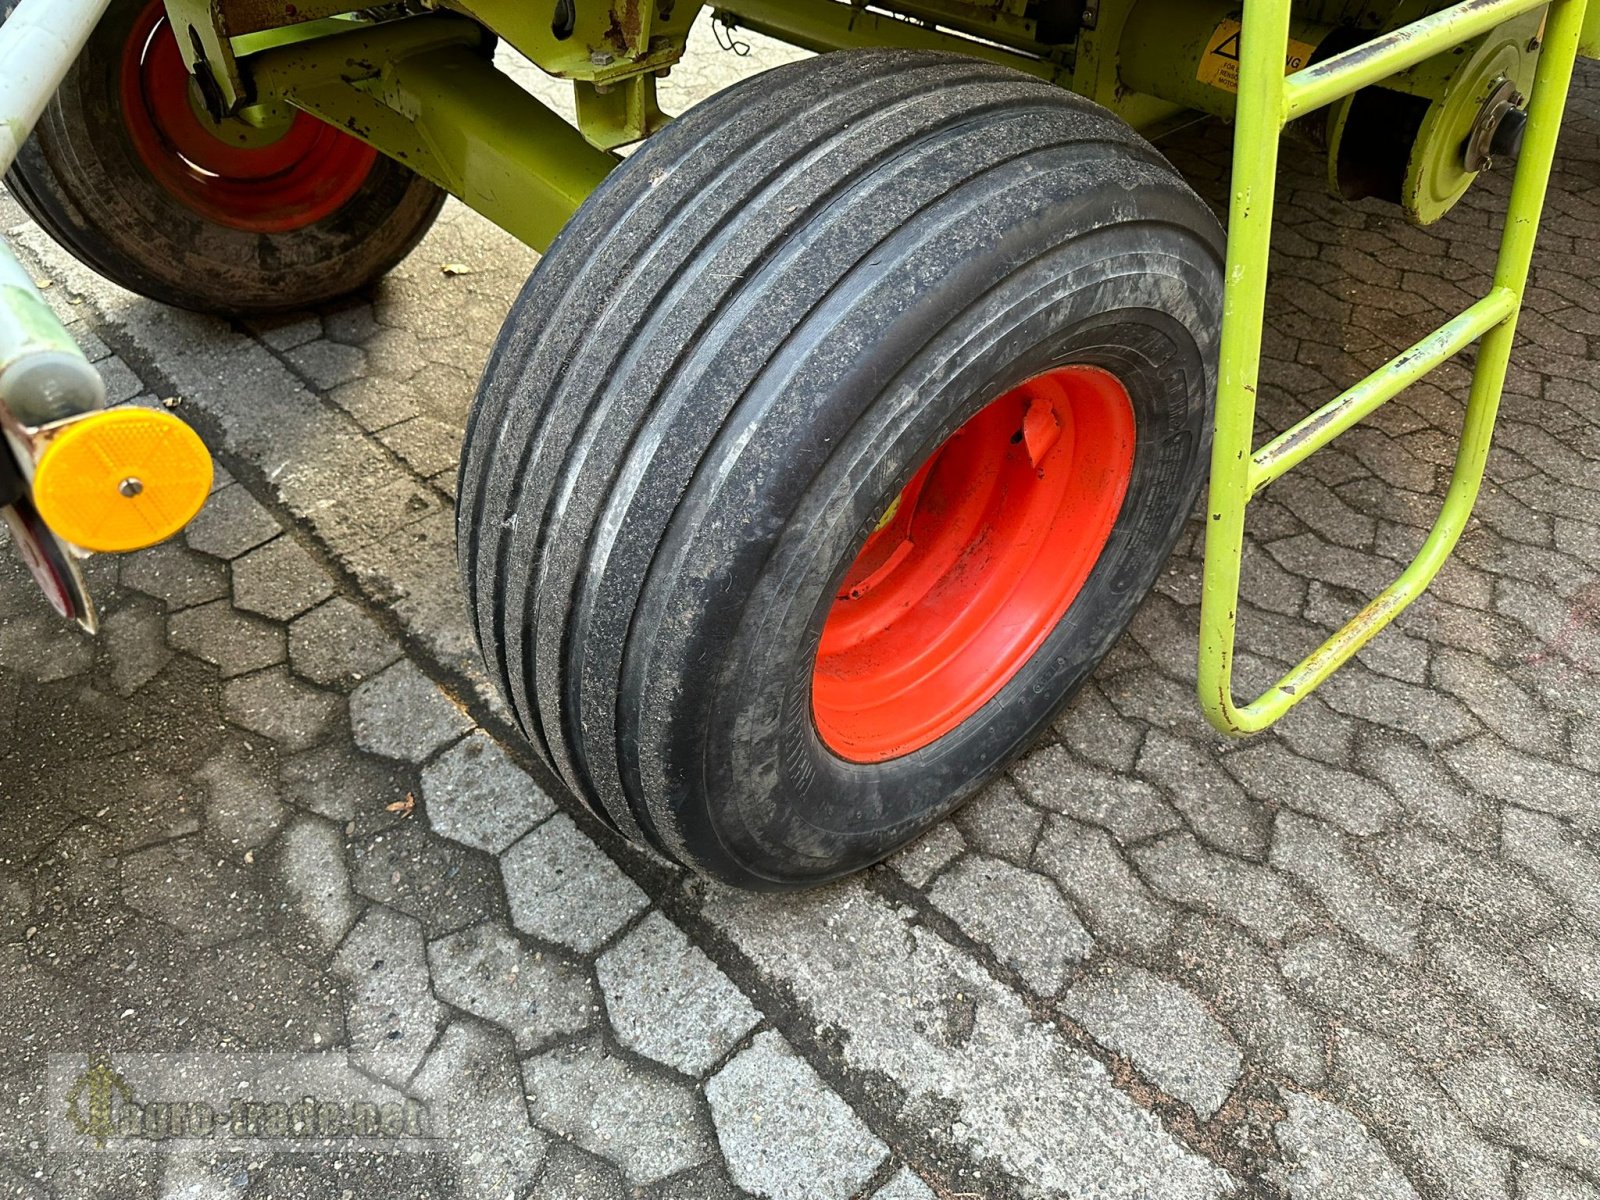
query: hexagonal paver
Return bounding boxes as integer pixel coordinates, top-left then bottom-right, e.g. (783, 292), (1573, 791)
(184, 483), (281, 559)
(167, 600), (284, 678)
(349, 660), (472, 762)
(288, 597), (400, 689)
(222, 666), (340, 750)
(332, 905), (445, 1086)
(119, 538), (229, 609)
(0, 612), (93, 683)
(596, 911), (761, 1076)
(523, 1038), (713, 1187)
(928, 854), (1093, 996)
(232, 535), (336, 621)
(121, 838), (264, 944)
(421, 732), (553, 853)
(707, 1031), (887, 1200)
(501, 815), (648, 955)
(426, 920), (593, 1051)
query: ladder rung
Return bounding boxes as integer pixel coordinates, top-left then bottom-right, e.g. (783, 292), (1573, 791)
(1248, 287), (1517, 493)
(1281, 0), (1552, 120)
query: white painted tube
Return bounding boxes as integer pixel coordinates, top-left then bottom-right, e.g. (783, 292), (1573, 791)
(0, 0), (114, 175)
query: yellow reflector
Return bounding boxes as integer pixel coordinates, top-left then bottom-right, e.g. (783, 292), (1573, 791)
(31, 409), (213, 553)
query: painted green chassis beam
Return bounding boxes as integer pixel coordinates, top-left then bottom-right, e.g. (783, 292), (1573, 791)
(209, 0), (1585, 731)
(242, 16), (617, 252)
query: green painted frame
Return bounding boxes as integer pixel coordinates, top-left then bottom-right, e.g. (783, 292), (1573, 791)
(1196, 0), (1589, 732)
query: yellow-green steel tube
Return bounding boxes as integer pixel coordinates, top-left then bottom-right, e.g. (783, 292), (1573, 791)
(1248, 287), (1516, 495)
(1195, 0), (1292, 732)
(1199, 0), (1587, 734)
(1282, 0), (1551, 119)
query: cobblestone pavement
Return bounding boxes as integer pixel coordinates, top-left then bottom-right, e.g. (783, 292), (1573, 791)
(2, 19), (1600, 1200)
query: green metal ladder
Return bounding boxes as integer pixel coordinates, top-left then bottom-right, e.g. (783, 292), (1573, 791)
(1198, 0), (1589, 733)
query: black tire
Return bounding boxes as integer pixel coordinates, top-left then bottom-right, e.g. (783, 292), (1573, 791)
(3, 0), (445, 316)
(458, 50), (1224, 889)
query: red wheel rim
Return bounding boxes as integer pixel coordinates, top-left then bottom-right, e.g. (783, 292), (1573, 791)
(118, 0), (379, 233)
(811, 365), (1136, 763)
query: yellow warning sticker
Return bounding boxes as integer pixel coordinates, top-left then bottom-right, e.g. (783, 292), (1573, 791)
(1195, 18), (1317, 93)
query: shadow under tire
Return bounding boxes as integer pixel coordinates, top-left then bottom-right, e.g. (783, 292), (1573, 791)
(3, 0), (444, 316)
(458, 50), (1225, 889)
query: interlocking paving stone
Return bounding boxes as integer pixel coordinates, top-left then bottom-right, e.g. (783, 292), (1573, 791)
(1269, 813), (1421, 960)
(121, 838), (264, 944)
(184, 483), (282, 560)
(927, 854), (1093, 995)
(523, 1038), (715, 1187)
(537, 1140), (629, 1200)
(349, 660), (473, 762)
(348, 819), (506, 937)
(412, 1018), (550, 1196)
(274, 815), (358, 952)
(230, 534), (337, 622)
(332, 905), (445, 1087)
(427, 920), (594, 1052)
(195, 745), (285, 856)
(1012, 745), (1183, 844)
(1280, 930), (1484, 1064)
(118, 538), (230, 610)
(1517, 1161), (1600, 1200)
(873, 1166), (937, 1200)
(501, 815), (649, 955)
(1060, 963), (1243, 1121)
(1174, 915), (1328, 1086)
(1355, 730), (1492, 845)
(1054, 681), (1146, 772)
(1136, 731), (1271, 860)
(1501, 806), (1600, 932)
(1370, 827), (1563, 941)
(704, 883), (1234, 1198)
(596, 910), (760, 1076)
(1445, 735), (1600, 831)
(287, 596), (401, 689)
(1438, 1050), (1600, 1178)
(221, 665), (340, 751)
(950, 777), (1044, 865)
(167, 599), (285, 678)
(279, 740), (411, 825)
(421, 731), (554, 853)
(1270, 1091), (1419, 1200)
(1032, 815), (1175, 955)
(1223, 742), (1399, 837)
(99, 596), (172, 697)
(1425, 915), (1596, 1083)
(1335, 1027), (1511, 1200)
(0, 612), (93, 682)
(1135, 832), (1315, 943)
(707, 1031), (887, 1200)
(886, 820), (964, 888)
(102, 772), (204, 850)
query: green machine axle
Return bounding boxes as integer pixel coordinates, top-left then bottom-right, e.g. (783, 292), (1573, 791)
(159, 0), (1592, 733)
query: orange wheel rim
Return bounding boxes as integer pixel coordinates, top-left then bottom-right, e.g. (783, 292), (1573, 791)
(811, 365), (1136, 763)
(118, 0), (379, 233)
